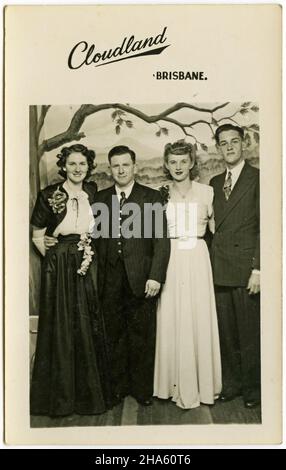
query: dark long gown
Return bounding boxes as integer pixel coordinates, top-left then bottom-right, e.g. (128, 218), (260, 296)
(30, 235), (112, 416)
(30, 185), (112, 416)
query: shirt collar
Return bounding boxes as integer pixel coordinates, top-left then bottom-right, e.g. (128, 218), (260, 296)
(115, 181), (135, 199)
(225, 159), (245, 178)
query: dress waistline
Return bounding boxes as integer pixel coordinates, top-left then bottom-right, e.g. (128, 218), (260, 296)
(170, 236), (204, 240)
(58, 234), (82, 243)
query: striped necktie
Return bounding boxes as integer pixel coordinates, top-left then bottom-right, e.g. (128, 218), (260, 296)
(223, 171), (232, 200)
(120, 191), (126, 209)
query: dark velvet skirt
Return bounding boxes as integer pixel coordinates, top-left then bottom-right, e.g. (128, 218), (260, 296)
(30, 234), (112, 416)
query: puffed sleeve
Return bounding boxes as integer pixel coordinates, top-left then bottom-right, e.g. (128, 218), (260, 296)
(30, 191), (51, 228)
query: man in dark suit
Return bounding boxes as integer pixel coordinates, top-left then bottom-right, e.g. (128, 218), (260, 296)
(92, 145), (170, 407)
(210, 124), (260, 408)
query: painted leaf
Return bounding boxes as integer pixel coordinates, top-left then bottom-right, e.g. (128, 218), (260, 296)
(111, 111), (118, 121)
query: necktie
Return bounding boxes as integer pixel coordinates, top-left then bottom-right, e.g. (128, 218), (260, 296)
(120, 191), (126, 209)
(119, 192), (126, 243)
(223, 171), (232, 200)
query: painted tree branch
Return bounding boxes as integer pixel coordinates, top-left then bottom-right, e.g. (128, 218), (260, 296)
(38, 101), (259, 157)
(37, 105), (51, 141)
(38, 102), (231, 157)
(38, 131), (86, 156)
(217, 110), (241, 124)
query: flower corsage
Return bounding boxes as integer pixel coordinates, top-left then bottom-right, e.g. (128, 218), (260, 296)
(159, 184), (170, 205)
(48, 186), (68, 214)
(77, 233), (94, 276)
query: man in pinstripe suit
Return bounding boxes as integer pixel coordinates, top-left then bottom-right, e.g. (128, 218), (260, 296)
(93, 145), (170, 407)
(210, 124), (260, 409)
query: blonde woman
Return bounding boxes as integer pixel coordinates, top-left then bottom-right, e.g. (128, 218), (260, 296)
(154, 140), (221, 409)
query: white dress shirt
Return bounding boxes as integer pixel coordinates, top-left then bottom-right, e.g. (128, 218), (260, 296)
(115, 181), (135, 201)
(225, 159), (245, 190)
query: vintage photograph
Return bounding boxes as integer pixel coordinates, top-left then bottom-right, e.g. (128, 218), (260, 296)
(5, 4), (281, 445)
(29, 102), (261, 428)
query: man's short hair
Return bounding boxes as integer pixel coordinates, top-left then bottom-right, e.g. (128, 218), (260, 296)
(108, 145), (136, 163)
(215, 124), (244, 145)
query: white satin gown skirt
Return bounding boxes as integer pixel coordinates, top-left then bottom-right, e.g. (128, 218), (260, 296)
(153, 238), (222, 409)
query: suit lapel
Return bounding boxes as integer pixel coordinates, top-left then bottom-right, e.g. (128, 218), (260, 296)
(122, 181), (144, 224)
(215, 163), (255, 229)
(214, 171), (227, 212)
(99, 185), (117, 237)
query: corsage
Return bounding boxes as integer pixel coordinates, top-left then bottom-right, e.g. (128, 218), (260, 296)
(77, 233), (94, 276)
(47, 186), (68, 214)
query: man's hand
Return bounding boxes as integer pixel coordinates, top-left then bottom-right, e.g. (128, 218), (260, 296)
(145, 279), (161, 298)
(247, 271), (260, 295)
(44, 235), (58, 249)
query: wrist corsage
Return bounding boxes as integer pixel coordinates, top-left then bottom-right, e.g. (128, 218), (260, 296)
(77, 233), (94, 276)
(48, 186), (68, 214)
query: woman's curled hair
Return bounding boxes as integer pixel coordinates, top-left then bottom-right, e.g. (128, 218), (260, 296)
(163, 140), (198, 180)
(56, 144), (96, 179)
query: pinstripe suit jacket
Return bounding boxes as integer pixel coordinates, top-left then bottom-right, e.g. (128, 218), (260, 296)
(210, 162), (260, 287)
(92, 182), (170, 298)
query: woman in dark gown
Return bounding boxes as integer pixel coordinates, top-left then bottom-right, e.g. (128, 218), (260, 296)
(30, 144), (112, 416)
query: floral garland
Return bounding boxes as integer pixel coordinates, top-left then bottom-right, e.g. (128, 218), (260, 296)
(47, 186), (68, 214)
(77, 233), (94, 276)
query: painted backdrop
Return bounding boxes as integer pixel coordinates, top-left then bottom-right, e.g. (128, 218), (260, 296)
(30, 102), (259, 315)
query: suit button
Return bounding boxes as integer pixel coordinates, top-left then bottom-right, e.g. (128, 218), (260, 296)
(118, 250), (122, 254)
(118, 241), (121, 245)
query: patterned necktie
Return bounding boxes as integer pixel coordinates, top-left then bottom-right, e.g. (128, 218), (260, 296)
(120, 191), (126, 209)
(223, 171), (232, 200)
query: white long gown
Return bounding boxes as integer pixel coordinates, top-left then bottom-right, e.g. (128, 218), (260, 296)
(153, 181), (222, 409)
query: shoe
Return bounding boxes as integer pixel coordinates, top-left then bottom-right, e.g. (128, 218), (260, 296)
(136, 397), (153, 406)
(244, 399), (260, 409)
(219, 393), (239, 403)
